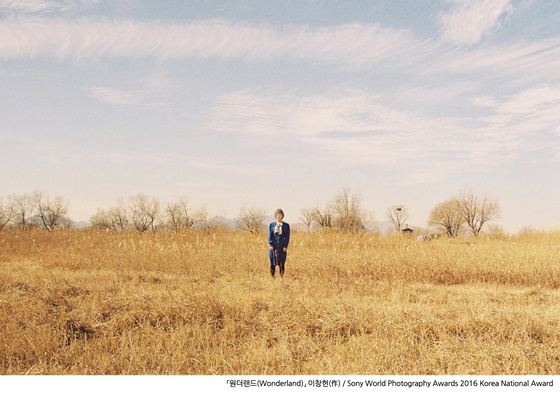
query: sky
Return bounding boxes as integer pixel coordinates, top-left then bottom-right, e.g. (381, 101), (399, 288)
(1, 0), (559, 233)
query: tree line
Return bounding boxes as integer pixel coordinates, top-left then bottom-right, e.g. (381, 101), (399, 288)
(296, 188), (500, 237)
(0, 188), (500, 237)
(238, 187), (500, 237)
(0, 191), (71, 231)
(89, 195), (220, 233)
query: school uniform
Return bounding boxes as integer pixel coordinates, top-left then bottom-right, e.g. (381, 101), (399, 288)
(268, 221), (290, 277)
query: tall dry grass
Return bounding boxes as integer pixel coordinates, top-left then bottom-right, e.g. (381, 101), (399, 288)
(1, 228), (560, 375)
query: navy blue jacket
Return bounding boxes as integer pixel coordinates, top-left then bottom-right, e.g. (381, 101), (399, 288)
(268, 222), (290, 250)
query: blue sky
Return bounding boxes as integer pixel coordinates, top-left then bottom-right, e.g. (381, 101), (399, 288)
(1, 0), (559, 233)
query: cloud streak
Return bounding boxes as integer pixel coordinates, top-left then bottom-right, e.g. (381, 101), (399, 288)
(0, 17), (422, 66)
(439, 0), (514, 45)
(207, 87), (559, 183)
(473, 85), (560, 138)
(0, 0), (70, 13)
(0, 0), (121, 14)
(435, 37), (560, 81)
(4, 13), (556, 83)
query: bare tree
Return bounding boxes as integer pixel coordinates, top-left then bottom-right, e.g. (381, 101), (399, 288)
(237, 207), (266, 233)
(31, 191), (70, 231)
(298, 208), (315, 232)
(9, 194), (34, 229)
(89, 208), (114, 230)
(311, 203), (334, 230)
(195, 205), (209, 229)
(385, 205), (409, 233)
(90, 199), (129, 231)
(427, 198), (464, 237)
(129, 194), (162, 233)
(0, 198), (14, 231)
(455, 191), (500, 237)
(181, 205), (221, 232)
(32, 191), (70, 231)
(331, 187), (366, 233)
(110, 200), (130, 231)
(166, 197), (196, 231)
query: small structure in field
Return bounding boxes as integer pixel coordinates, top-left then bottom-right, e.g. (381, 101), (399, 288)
(402, 225), (414, 236)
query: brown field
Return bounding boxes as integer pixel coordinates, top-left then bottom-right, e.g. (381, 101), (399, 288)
(1, 228), (560, 375)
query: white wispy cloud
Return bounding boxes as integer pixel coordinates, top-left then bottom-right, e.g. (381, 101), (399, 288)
(0, 0), (69, 13)
(207, 87), (558, 183)
(0, 17), (422, 66)
(473, 85), (560, 137)
(207, 90), (373, 137)
(439, 0), (514, 45)
(0, 0), (121, 14)
(392, 81), (481, 112)
(435, 37), (560, 80)
(208, 90), (464, 161)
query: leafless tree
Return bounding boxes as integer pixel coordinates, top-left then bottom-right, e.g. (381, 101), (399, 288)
(89, 208), (114, 230)
(385, 205), (409, 233)
(110, 200), (130, 231)
(9, 194), (35, 229)
(195, 206), (224, 232)
(166, 197), (196, 231)
(0, 198), (14, 231)
(331, 187), (366, 233)
(237, 207), (266, 233)
(311, 203), (334, 230)
(298, 208), (315, 232)
(427, 198), (464, 237)
(129, 194), (162, 233)
(195, 205), (209, 230)
(455, 191), (500, 237)
(90, 200), (130, 231)
(32, 191), (70, 231)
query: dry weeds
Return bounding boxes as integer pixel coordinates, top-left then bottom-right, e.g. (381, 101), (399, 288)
(1, 228), (560, 375)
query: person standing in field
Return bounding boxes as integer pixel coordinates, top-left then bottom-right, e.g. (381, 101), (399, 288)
(268, 208), (290, 278)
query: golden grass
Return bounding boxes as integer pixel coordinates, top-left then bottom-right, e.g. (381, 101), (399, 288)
(1, 228), (560, 375)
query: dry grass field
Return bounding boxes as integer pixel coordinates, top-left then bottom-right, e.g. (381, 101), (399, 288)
(1, 228), (560, 375)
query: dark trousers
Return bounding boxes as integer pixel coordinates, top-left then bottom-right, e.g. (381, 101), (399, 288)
(270, 262), (285, 277)
(269, 249), (286, 277)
